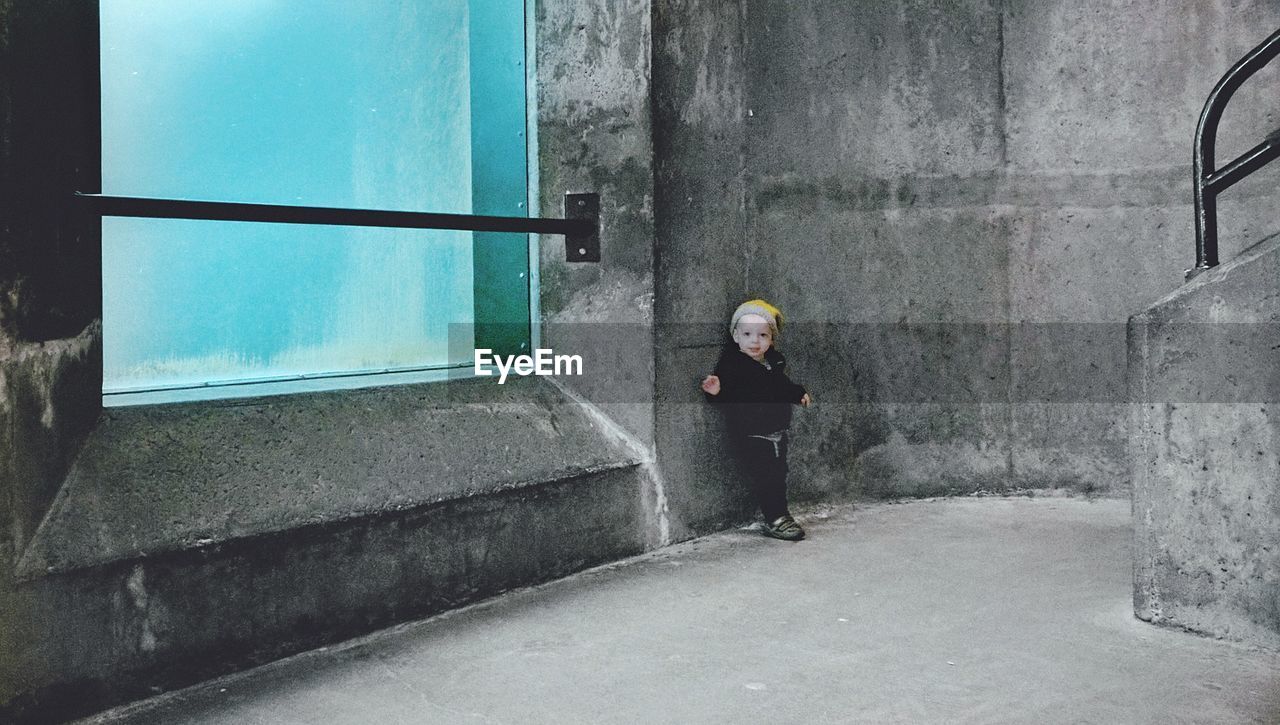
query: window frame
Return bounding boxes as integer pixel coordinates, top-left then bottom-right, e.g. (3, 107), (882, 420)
(97, 0), (539, 407)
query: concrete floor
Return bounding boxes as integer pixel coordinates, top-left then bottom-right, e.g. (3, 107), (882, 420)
(79, 498), (1280, 724)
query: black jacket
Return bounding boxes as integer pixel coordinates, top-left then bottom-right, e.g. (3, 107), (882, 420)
(705, 344), (807, 436)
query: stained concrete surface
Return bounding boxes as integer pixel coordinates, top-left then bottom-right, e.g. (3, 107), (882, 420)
(21, 376), (642, 576)
(79, 498), (1280, 724)
(733, 0), (1280, 502)
(651, 0), (753, 545)
(1130, 232), (1280, 649)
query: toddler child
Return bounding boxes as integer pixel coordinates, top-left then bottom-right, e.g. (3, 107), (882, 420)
(701, 299), (812, 541)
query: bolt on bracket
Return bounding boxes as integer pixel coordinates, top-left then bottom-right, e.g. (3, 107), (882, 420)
(565, 192), (600, 262)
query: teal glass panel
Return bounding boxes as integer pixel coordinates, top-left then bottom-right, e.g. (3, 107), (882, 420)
(102, 219), (474, 395)
(100, 1), (530, 403)
(470, 0), (530, 357)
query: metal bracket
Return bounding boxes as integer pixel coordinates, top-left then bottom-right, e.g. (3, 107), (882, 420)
(564, 192), (600, 262)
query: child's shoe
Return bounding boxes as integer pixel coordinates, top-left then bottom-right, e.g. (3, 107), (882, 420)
(763, 514), (805, 541)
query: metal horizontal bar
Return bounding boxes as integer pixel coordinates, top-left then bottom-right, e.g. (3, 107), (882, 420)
(1205, 136), (1280, 194)
(75, 192), (593, 237)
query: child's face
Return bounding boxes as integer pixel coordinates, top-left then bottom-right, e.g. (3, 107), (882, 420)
(733, 314), (772, 360)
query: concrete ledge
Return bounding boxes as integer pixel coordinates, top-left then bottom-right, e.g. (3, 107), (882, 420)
(18, 375), (641, 577)
(6, 464), (646, 724)
(1137, 231), (1280, 324)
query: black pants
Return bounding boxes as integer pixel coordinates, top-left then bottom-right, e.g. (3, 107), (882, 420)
(734, 432), (790, 522)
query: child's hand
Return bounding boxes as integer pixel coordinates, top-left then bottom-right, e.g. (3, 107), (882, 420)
(701, 375), (721, 396)
(800, 392), (813, 407)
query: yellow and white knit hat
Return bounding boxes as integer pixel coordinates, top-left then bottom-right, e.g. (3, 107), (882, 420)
(729, 298), (783, 338)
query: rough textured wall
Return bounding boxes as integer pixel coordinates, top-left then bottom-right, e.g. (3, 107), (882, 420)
(0, 0), (102, 545)
(1002, 0), (1279, 497)
(740, 0), (1280, 500)
(1130, 232), (1280, 649)
(536, 0), (669, 547)
(536, 0), (657, 445)
(746, 0), (1010, 501)
(0, 0), (103, 711)
(1, 329), (100, 553)
(651, 0), (757, 540)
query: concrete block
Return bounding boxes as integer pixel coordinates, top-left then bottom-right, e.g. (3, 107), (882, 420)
(1132, 401), (1280, 648)
(541, 315), (657, 446)
(1130, 232), (1280, 648)
(18, 377), (642, 577)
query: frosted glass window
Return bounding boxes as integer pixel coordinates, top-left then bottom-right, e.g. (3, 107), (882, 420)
(100, 1), (529, 404)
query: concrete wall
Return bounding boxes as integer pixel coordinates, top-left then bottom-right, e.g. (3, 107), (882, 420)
(731, 0), (1280, 500)
(651, 0), (758, 540)
(1130, 231), (1280, 649)
(652, 0), (1280, 525)
(536, 0), (656, 439)
(535, 0), (673, 547)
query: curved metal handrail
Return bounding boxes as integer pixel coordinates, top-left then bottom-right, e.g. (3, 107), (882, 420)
(1189, 27), (1280, 280)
